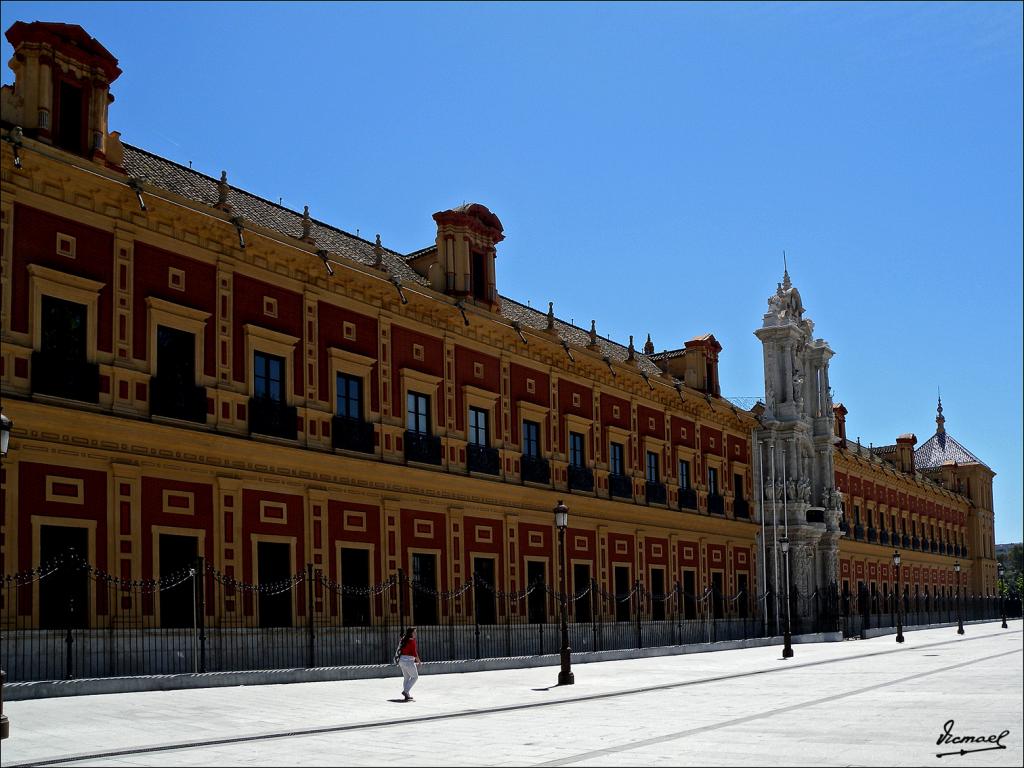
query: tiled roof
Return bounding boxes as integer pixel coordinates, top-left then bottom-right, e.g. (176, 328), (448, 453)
(871, 444), (898, 456)
(121, 144), (426, 287)
(121, 143), (712, 389)
(915, 432), (988, 470)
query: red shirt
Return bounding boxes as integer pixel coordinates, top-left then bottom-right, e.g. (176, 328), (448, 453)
(399, 637), (418, 657)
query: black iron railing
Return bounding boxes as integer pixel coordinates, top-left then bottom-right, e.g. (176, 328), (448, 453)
(867, 526), (877, 543)
(467, 444), (500, 475)
(912, 536), (920, 550)
(248, 396), (297, 440)
(902, 534), (910, 548)
(31, 352), (99, 403)
(678, 487), (698, 511)
(708, 493), (725, 516)
(150, 377), (207, 423)
(332, 416), (375, 454)
(520, 454), (550, 484)
(880, 529), (890, 545)
(645, 481), (667, 505)
(568, 465), (594, 492)
(734, 498), (750, 519)
(854, 524), (864, 541)
(609, 474), (633, 500)
(404, 430), (442, 465)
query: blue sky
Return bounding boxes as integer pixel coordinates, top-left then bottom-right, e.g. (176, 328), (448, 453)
(5, 2), (1021, 542)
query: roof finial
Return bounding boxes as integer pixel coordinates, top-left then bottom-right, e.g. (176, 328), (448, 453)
(546, 301), (555, 332)
(374, 234), (383, 269)
(782, 250), (791, 291)
(216, 170), (230, 210)
(301, 205), (312, 241)
(936, 391), (945, 435)
(588, 320), (598, 349)
(627, 335), (636, 361)
(643, 333), (654, 355)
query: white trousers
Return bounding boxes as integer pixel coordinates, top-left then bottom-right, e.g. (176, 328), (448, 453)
(399, 655), (418, 695)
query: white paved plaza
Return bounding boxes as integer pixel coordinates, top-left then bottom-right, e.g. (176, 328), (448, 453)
(2, 621), (1021, 767)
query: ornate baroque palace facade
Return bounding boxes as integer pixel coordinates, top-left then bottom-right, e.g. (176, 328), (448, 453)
(0, 22), (996, 636)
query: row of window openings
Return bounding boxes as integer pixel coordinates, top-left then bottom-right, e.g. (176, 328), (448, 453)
(852, 505), (963, 544)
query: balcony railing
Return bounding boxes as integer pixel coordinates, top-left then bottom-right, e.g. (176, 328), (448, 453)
(880, 529), (890, 545)
(708, 493), (725, 516)
(839, 517), (849, 534)
(930, 540), (938, 554)
(678, 487), (698, 511)
(404, 430), (442, 465)
(567, 465), (594, 493)
(609, 474), (633, 500)
(920, 537), (929, 552)
(734, 498), (750, 519)
(806, 508), (824, 524)
(520, 454), (550, 484)
(467, 444), (500, 475)
(150, 376), (207, 423)
(867, 526), (877, 543)
(31, 351), (99, 403)
(962, 545), (969, 558)
(902, 534), (910, 548)
(332, 416), (375, 454)
(854, 524), (865, 541)
(911, 536), (920, 550)
(645, 481), (667, 505)
(248, 396), (298, 440)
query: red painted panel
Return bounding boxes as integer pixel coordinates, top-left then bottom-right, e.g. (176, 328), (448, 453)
(607, 531), (634, 564)
(240, 489), (306, 585)
(678, 540), (700, 567)
(139, 477), (215, 580)
(600, 393), (630, 430)
(232, 274), (304, 390)
(671, 416), (696, 448)
(12, 204), (114, 352)
(644, 536), (669, 566)
(390, 325), (444, 426)
(17, 462), (109, 572)
(132, 242), (217, 374)
(700, 425), (724, 457)
(453, 346), (500, 433)
(636, 404), (664, 438)
(316, 301), (379, 411)
(725, 434), (749, 465)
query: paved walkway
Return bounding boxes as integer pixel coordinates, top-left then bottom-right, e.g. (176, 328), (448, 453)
(3, 621), (1021, 767)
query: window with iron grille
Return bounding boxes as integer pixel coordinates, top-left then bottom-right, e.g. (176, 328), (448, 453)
(569, 431), (585, 468)
(610, 442), (624, 476)
(336, 373), (362, 419)
(523, 420), (540, 458)
(646, 451), (659, 483)
(679, 459), (691, 490)
(254, 351), (285, 402)
(469, 406), (489, 446)
(407, 392), (430, 434)
(708, 466), (718, 495)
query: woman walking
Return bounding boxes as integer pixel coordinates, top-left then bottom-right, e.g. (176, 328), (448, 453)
(396, 626), (421, 701)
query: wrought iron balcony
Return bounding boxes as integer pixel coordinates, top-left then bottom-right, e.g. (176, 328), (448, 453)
(961, 545), (969, 558)
(609, 473), (633, 500)
(567, 464), (594, 492)
(734, 498), (750, 519)
(31, 351), (99, 403)
(520, 454), (550, 484)
(854, 524), (865, 541)
(911, 536), (920, 550)
(920, 537), (929, 552)
(678, 487), (698, 511)
(332, 416), (375, 454)
(404, 430), (442, 465)
(954, 544), (961, 557)
(902, 534), (910, 548)
(150, 376), (207, 423)
(645, 481), (667, 505)
(930, 540), (938, 554)
(467, 443), (500, 475)
(806, 508), (824, 524)
(867, 526), (877, 543)
(879, 529), (890, 545)
(839, 517), (849, 534)
(708, 493), (725, 516)
(248, 396), (297, 439)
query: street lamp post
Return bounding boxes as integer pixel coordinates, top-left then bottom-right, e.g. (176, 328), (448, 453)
(954, 560), (964, 635)
(998, 562), (1007, 629)
(779, 536), (793, 659)
(554, 500), (574, 686)
(893, 550), (904, 643)
(1, 409), (11, 741)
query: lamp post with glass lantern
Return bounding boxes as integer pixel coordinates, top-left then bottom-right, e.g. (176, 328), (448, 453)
(998, 562), (1007, 629)
(779, 536), (793, 659)
(954, 560), (964, 635)
(554, 500), (574, 685)
(1, 410), (11, 741)
(893, 550), (904, 643)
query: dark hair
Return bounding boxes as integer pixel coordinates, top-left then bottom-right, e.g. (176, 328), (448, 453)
(400, 626), (416, 644)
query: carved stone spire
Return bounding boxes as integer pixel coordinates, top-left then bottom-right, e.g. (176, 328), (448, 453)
(546, 302), (555, 332)
(782, 251), (792, 291)
(587, 320), (599, 349)
(627, 335), (636, 362)
(374, 234), (384, 269)
(643, 333), (654, 355)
